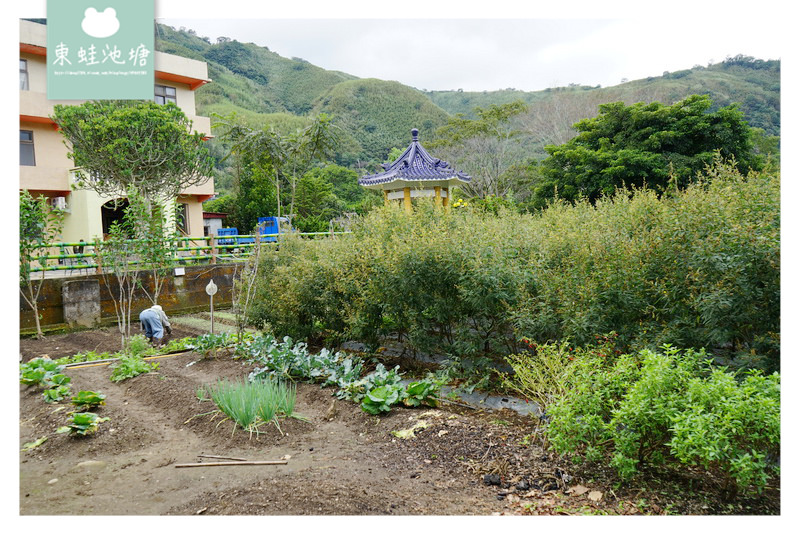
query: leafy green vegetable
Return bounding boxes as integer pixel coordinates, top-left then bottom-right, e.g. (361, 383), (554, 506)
(110, 356), (159, 382)
(403, 380), (441, 408)
(57, 412), (110, 436)
(19, 358), (64, 386)
(361, 384), (403, 415)
(42, 384), (71, 403)
(70, 390), (106, 410)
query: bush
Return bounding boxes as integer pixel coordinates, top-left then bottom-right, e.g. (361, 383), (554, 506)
(248, 160), (779, 371)
(668, 369), (780, 499)
(502, 340), (575, 409)
(545, 345), (780, 497)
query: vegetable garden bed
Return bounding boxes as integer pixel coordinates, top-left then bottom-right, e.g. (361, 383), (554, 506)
(19, 320), (779, 515)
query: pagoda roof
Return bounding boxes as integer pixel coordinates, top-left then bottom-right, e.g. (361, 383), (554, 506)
(359, 128), (470, 190)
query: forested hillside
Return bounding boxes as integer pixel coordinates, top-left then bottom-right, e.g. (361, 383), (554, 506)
(156, 24), (448, 166)
(156, 25), (779, 164)
(428, 56), (779, 137)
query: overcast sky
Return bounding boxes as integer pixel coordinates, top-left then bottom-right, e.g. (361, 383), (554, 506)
(9, 1), (789, 93)
(156, 16), (784, 93)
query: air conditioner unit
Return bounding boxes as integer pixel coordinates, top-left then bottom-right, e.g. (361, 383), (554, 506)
(50, 196), (69, 212)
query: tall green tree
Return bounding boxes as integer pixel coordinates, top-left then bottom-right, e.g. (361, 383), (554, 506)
(430, 101), (529, 199)
(294, 170), (337, 232)
(53, 100), (214, 344)
(19, 192), (64, 338)
(216, 113), (340, 223)
(306, 164), (366, 212)
(533, 94), (759, 208)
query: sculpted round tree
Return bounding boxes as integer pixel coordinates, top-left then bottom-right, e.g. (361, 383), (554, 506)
(53, 100), (214, 205)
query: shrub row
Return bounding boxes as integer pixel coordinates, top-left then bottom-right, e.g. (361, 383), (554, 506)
(544, 344), (780, 498)
(248, 159), (779, 371)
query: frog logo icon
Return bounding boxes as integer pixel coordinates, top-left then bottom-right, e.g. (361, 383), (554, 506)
(81, 7), (120, 38)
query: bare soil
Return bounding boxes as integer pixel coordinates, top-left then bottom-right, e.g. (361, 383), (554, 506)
(19, 323), (780, 516)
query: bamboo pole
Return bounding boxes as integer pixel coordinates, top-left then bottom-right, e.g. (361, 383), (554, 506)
(174, 460), (288, 468)
(198, 454), (248, 462)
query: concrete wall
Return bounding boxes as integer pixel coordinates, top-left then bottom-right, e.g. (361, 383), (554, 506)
(20, 264), (239, 333)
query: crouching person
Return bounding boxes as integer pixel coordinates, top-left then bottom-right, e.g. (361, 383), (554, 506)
(139, 304), (171, 347)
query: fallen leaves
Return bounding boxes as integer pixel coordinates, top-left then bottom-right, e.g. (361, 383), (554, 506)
(391, 420), (430, 440)
(588, 490), (603, 502)
(568, 484), (590, 496)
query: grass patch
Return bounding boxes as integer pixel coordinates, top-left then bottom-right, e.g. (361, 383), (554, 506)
(202, 377), (300, 434)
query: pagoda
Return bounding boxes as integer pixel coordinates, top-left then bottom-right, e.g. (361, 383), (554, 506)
(359, 128), (470, 212)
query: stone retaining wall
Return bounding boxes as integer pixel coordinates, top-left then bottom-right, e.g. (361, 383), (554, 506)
(20, 264), (239, 333)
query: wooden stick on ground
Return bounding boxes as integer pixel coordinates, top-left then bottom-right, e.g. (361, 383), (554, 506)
(198, 454), (248, 462)
(175, 460), (287, 468)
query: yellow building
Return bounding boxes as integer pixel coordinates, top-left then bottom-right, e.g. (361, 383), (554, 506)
(19, 19), (215, 243)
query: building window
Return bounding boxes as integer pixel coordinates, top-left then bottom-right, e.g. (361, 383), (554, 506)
(155, 84), (177, 105)
(20, 130), (35, 166)
(176, 203), (189, 234)
(20, 59), (29, 90)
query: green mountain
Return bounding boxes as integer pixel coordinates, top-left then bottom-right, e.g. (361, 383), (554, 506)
(155, 24), (448, 164)
(155, 24), (779, 173)
(427, 56), (780, 137)
(311, 78), (451, 165)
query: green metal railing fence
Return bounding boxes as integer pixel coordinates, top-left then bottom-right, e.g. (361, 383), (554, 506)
(28, 231), (351, 274)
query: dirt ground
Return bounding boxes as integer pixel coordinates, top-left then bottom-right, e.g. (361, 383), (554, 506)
(18, 322), (780, 516)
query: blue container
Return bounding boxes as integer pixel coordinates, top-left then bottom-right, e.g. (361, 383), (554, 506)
(257, 216), (280, 242)
(216, 227), (239, 246)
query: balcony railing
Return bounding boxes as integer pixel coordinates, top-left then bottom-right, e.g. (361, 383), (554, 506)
(26, 231), (351, 275)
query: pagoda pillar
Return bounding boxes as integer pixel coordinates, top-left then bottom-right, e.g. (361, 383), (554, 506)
(442, 188), (450, 212)
(403, 187), (412, 213)
(434, 186), (442, 207)
(384, 189), (389, 206)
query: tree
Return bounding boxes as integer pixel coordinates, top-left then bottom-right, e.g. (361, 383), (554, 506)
(93, 189), (175, 349)
(129, 197), (179, 306)
(53, 100), (214, 205)
(306, 164), (366, 212)
(532, 94), (759, 208)
(429, 101), (529, 199)
(19, 192), (64, 338)
(94, 204), (139, 349)
(53, 100), (214, 343)
(216, 113), (340, 223)
(294, 170), (337, 233)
